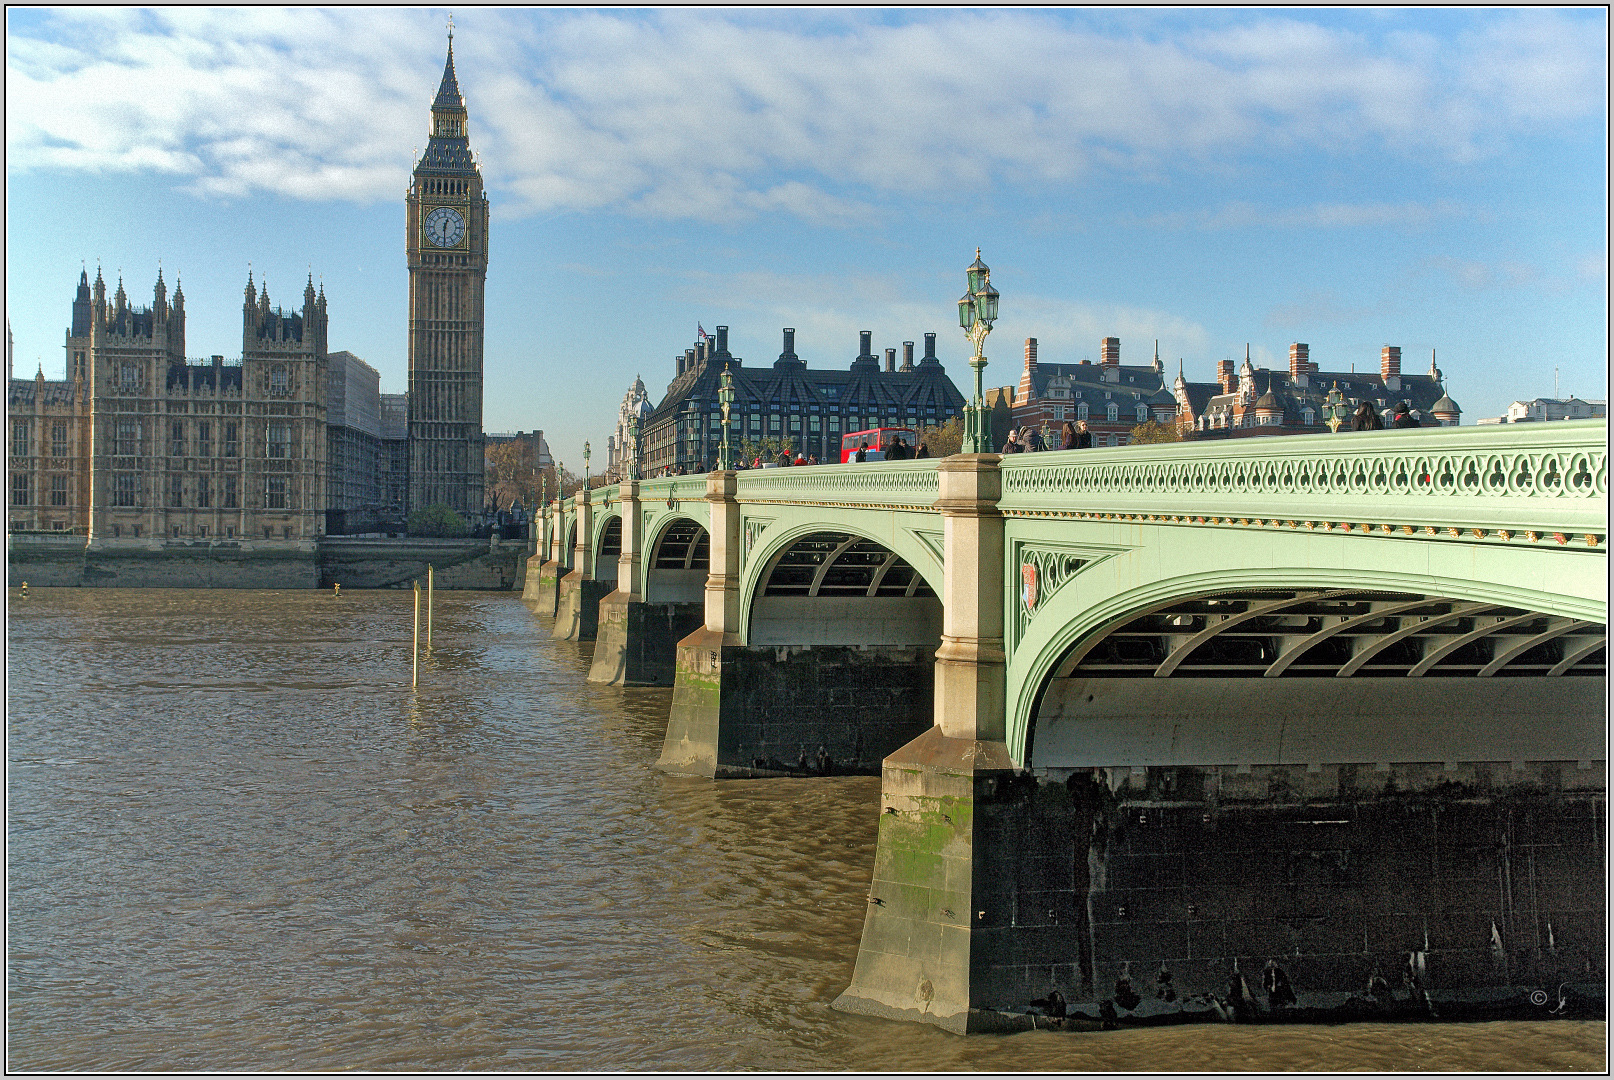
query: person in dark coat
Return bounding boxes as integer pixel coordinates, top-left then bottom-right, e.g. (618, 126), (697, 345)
(854, 442), (868, 463)
(1001, 428), (1023, 454)
(1392, 401), (1420, 428)
(1351, 401), (1384, 431)
(914, 443), (930, 459)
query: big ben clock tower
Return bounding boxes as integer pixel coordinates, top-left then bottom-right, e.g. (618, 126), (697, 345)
(406, 28), (488, 518)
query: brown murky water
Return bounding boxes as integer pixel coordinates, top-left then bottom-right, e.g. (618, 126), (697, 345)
(7, 589), (1605, 1071)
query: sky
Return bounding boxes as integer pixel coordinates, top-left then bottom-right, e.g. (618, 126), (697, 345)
(6, 7), (1607, 457)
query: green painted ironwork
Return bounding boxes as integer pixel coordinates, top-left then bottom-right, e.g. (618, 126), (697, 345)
(555, 421), (1606, 765)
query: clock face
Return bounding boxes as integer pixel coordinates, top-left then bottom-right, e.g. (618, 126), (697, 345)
(423, 205), (466, 248)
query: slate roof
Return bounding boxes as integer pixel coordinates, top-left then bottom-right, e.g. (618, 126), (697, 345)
(643, 338), (965, 434)
(434, 42), (463, 108)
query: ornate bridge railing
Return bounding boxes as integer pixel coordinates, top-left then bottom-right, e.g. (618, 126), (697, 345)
(997, 421), (1606, 547)
(733, 459), (941, 510)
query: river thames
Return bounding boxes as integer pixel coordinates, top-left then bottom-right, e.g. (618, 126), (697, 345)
(7, 589), (1604, 1071)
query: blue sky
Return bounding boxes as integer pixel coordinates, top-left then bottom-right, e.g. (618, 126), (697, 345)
(6, 7), (1606, 456)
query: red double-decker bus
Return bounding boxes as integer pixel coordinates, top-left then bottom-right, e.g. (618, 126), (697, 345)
(840, 427), (919, 463)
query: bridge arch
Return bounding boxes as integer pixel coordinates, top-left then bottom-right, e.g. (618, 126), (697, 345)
(592, 512), (621, 584)
(644, 515), (709, 603)
(739, 521), (943, 646)
(1010, 567), (1606, 770)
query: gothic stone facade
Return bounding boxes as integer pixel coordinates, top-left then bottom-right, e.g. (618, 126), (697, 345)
(406, 36), (488, 517)
(8, 268), (328, 544)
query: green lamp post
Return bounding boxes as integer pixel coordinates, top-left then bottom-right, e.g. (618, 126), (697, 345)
(626, 415), (640, 481)
(957, 248), (1000, 454)
(717, 365), (736, 470)
(582, 441), (591, 488)
(537, 473), (547, 549)
(1324, 383), (1347, 433)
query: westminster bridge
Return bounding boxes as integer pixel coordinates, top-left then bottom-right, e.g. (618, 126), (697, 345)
(525, 421), (1606, 1033)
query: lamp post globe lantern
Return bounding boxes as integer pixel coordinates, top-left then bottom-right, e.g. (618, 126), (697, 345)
(958, 247), (999, 454)
(717, 364), (736, 471)
(1324, 383), (1346, 433)
(583, 441), (591, 486)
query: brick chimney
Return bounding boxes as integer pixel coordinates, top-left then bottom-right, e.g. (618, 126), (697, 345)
(1289, 342), (1311, 377)
(1019, 338), (1039, 404)
(1217, 358), (1235, 394)
(901, 341), (914, 372)
(1380, 345), (1401, 380)
(885, 348), (896, 372)
(1101, 337), (1120, 366)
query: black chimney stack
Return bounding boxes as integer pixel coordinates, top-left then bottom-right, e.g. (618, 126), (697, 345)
(853, 330), (878, 369)
(776, 327), (802, 369)
(921, 333), (940, 365)
(901, 341), (914, 371)
(715, 325), (729, 356)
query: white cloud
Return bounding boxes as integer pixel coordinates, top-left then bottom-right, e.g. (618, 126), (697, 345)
(1138, 199), (1465, 231)
(6, 9), (1606, 221)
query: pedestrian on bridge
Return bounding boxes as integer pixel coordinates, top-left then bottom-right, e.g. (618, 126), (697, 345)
(1351, 401), (1384, 431)
(1001, 428), (1023, 454)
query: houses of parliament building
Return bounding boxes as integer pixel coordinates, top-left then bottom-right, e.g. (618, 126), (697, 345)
(6, 35), (489, 543)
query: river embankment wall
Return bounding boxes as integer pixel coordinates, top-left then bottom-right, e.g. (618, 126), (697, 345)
(7, 534), (532, 590)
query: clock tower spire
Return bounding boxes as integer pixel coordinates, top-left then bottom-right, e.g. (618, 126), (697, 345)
(406, 24), (488, 519)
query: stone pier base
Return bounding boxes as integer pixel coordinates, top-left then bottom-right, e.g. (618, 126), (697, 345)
(834, 735), (1608, 1032)
(526, 558), (564, 615)
(657, 633), (934, 778)
(587, 593), (704, 686)
(831, 728), (1019, 1034)
(553, 573), (612, 641)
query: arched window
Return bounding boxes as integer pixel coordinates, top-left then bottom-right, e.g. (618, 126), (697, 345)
(1302, 408), (1315, 425)
(1136, 403), (1149, 422)
(1076, 403), (1088, 421)
(270, 366), (288, 395)
(1106, 403), (1118, 422)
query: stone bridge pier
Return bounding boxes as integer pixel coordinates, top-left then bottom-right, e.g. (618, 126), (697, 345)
(555, 488), (618, 641)
(831, 453), (1021, 1031)
(656, 470), (942, 777)
(524, 497), (569, 616)
(589, 482), (709, 685)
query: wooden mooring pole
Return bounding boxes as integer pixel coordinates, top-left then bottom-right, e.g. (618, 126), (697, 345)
(427, 564), (434, 649)
(412, 580), (420, 688)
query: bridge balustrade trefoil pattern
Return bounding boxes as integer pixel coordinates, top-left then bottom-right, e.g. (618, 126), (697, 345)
(735, 461), (939, 508)
(999, 422), (1606, 537)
